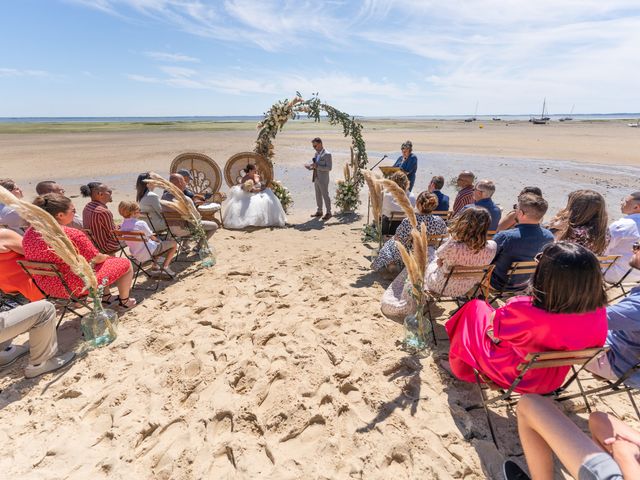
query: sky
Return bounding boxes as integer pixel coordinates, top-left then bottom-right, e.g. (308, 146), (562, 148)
(1, 0), (640, 117)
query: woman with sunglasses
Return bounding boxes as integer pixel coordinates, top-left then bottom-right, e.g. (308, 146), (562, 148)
(22, 194), (136, 309)
(445, 242), (608, 394)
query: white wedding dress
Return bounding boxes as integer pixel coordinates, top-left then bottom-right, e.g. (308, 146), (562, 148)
(222, 184), (287, 229)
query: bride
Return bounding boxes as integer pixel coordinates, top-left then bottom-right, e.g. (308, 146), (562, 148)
(222, 163), (287, 229)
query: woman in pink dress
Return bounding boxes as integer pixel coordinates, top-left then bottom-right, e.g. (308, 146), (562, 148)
(22, 194), (136, 309)
(446, 242), (607, 394)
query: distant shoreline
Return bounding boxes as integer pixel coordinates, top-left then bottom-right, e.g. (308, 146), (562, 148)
(1, 116), (639, 134)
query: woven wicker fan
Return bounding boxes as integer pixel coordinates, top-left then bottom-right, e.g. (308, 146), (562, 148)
(224, 152), (274, 188)
(170, 152), (224, 202)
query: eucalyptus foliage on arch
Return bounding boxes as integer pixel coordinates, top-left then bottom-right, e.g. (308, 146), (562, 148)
(254, 93), (368, 212)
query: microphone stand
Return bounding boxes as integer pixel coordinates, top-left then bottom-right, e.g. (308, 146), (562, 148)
(371, 154), (389, 170)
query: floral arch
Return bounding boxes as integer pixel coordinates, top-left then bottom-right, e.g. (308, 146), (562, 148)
(254, 93), (367, 213)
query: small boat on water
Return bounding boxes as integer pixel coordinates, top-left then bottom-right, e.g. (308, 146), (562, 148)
(629, 120), (640, 128)
(465, 101), (478, 122)
(492, 117), (501, 121)
(559, 104), (575, 121)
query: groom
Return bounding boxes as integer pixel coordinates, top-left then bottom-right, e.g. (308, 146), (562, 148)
(306, 137), (332, 220)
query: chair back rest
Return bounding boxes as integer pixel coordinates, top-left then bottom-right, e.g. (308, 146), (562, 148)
(112, 230), (146, 243)
(170, 152), (223, 196)
(597, 255), (619, 276)
(388, 211), (406, 222)
(506, 260), (538, 276)
(487, 230), (497, 239)
(224, 152), (274, 188)
(432, 211), (452, 220)
(434, 264), (495, 298)
(162, 210), (187, 225)
(517, 347), (608, 371)
(17, 260), (64, 278)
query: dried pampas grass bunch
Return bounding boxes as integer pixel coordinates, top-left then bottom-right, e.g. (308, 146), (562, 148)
(144, 172), (201, 226)
(380, 179), (417, 229)
(395, 223), (428, 298)
(0, 186), (97, 293)
(363, 170), (383, 222)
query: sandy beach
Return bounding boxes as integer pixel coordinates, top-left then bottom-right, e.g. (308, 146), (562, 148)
(1, 120), (639, 479)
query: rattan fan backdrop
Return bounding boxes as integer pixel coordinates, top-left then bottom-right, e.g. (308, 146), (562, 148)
(170, 152), (223, 196)
(224, 152), (274, 188)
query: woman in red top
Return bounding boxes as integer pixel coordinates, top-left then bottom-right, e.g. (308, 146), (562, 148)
(22, 194), (136, 309)
(0, 227), (43, 301)
(446, 242), (608, 394)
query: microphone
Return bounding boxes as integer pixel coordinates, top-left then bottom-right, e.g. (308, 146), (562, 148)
(371, 154), (389, 170)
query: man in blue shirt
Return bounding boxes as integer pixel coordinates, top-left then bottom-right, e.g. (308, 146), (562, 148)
(490, 193), (554, 290)
(393, 141), (417, 191)
(461, 179), (501, 230)
(586, 242), (640, 387)
(428, 175), (449, 212)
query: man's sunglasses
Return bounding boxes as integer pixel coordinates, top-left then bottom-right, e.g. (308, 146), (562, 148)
(633, 242), (640, 253)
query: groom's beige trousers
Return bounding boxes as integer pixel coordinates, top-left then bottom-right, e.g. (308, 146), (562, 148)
(314, 171), (331, 214)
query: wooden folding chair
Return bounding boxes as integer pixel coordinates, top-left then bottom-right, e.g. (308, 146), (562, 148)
(605, 266), (639, 301)
(561, 361), (640, 421)
(597, 255), (620, 278)
(486, 230), (497, 240)
(466, 346), (608, 447)
(141, 212), (169, 240)
(112, 230), (175, 290)
(161, 211), (196, 262)
(423, 264), (494, 344)
(488, 260), (537, 305)
(16, 260), (90, 328)
(428, 234), (449, 249)
(83, 228), (122, 257)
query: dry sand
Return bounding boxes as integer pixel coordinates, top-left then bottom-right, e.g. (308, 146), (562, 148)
(0, 121), (639, 479)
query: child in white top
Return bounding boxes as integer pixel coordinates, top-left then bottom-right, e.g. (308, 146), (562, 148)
(118, 201), (177, 277)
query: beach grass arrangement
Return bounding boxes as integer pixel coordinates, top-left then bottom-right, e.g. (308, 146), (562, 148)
(335, 163), (361, 213)
(363, 170), (383, 221)
(380, 178), (417, 228)
(395, 222), (430, 350)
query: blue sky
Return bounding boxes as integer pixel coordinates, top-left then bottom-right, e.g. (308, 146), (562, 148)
(2, 0), (639, 117)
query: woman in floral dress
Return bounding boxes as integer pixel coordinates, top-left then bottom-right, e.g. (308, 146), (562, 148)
(372, 191), (448, 272)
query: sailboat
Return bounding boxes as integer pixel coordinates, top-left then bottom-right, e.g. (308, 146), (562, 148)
(559, 104), (574, 122)
(464, 101), (478, 122)
(531, 98), (549, 124)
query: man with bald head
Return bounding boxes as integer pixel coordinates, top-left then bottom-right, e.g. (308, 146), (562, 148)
(452, 171), (475, 215)
(162, 174), (218, 241)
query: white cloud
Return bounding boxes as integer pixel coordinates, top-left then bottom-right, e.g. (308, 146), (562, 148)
(143, 51), (200, 62)
(0, 68), (51, 77)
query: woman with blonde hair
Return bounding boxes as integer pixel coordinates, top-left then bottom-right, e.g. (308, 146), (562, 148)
(425, 206), (497, 297)
(372, 191), (447, 272)
(549, 189), (610, 255)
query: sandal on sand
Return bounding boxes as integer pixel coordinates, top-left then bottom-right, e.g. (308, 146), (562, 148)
(0, 345), (29, 368)
(101, 294), (116, 306)
(502, 460), (530, 480)
(116, 297), (137, 309)
(24, 351), (76, 379)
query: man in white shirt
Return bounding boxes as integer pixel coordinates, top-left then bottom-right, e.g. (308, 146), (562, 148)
(0, 178), (29, 234)
(604, 192), (640, 284)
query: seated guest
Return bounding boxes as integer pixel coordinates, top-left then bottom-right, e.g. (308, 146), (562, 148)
(497, 186), (543, 232)
(35, 180), (83, 230)
(0, 227), (44, 301)
(380, 171), (416, 235)
(381, 207), (496, 320)
(392, 141), (418, 191)
(428, 175), (449, 212)
(136, 173), (167, 233)
(24, 194), (136, 309)
(549, 189), (610, 255)
(0, 301), (75, 378)
(452, 171), (475, 216)
(506, 394), (639, 480)
(80, 182), (120, 254)
(118, 201), (177, 277)
(446, 242), (607, 394)
(372, 191), (448, 272)
(460, 179), (501, 231)
(161, 174), (218, 240)
(490, 193), (554, 291)
(0, 178), (29, 234)
(586, 242), (640, 387)
(603, 191), (640, 284)
(425, 207), (497, 296)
